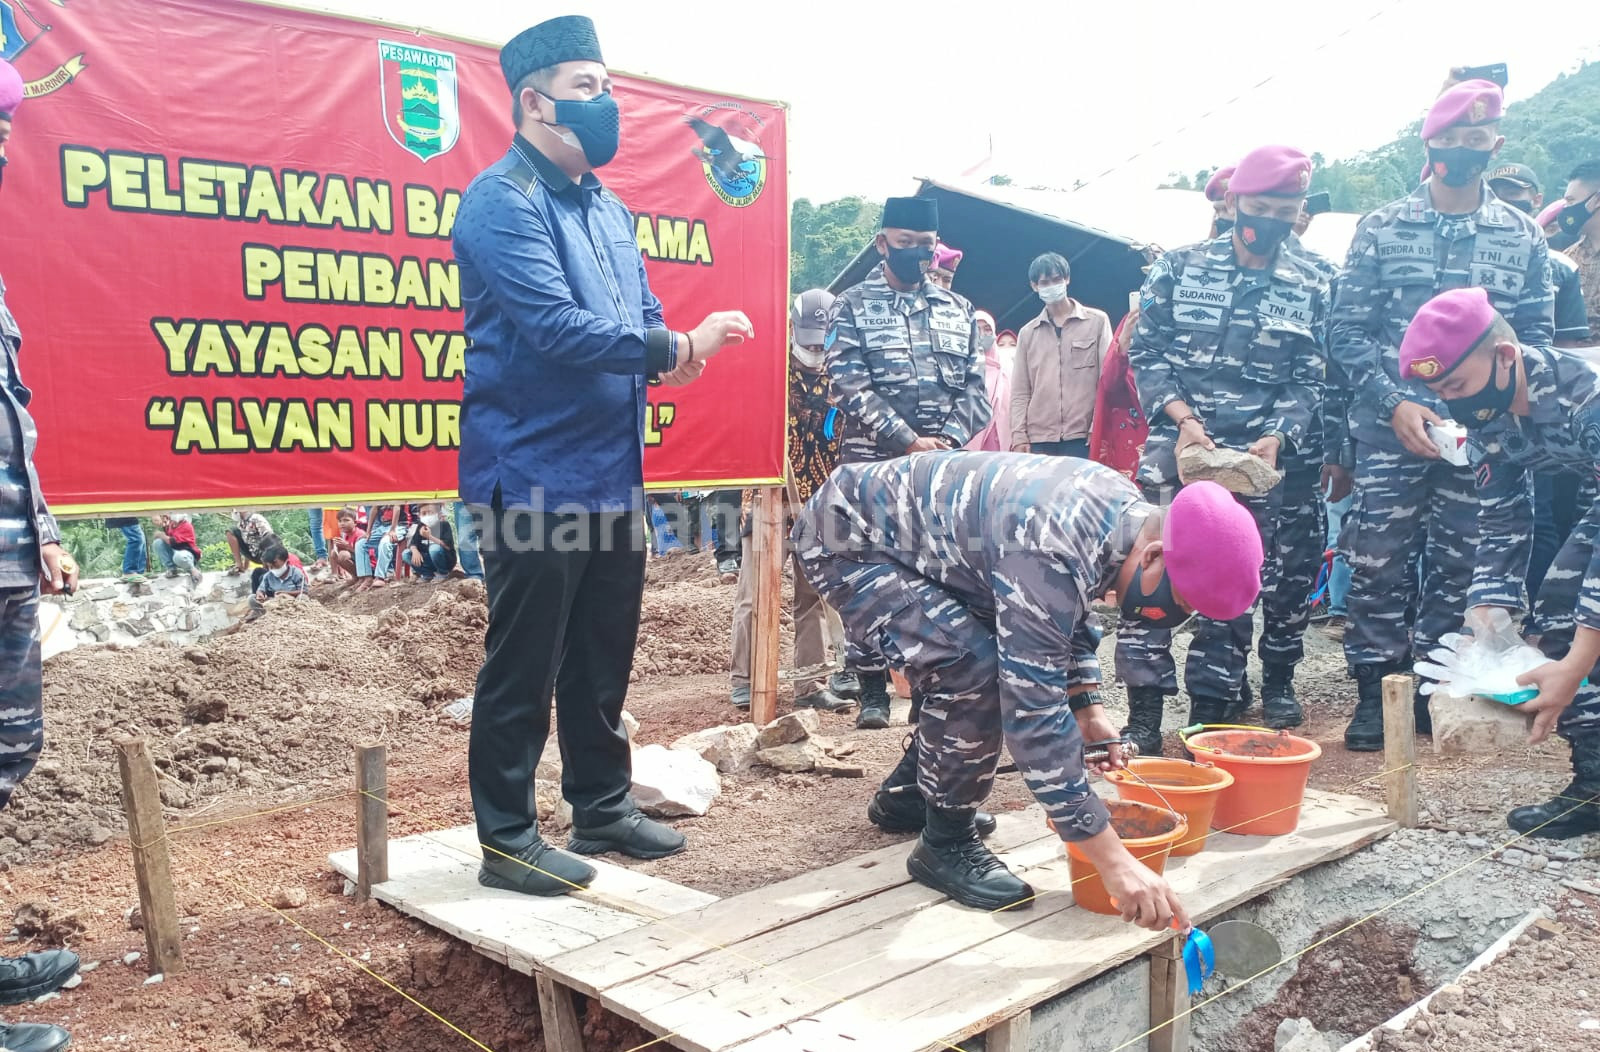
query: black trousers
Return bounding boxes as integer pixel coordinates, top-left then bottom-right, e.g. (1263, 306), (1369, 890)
(469, 505), (645, 853)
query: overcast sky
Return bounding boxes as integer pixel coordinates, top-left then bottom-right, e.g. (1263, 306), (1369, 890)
(314, 0), (1598, 202)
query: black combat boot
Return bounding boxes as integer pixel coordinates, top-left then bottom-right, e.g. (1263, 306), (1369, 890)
(1186, 694), (1231, 729)
(1507, 731), (1600, 839)
(1344, 661), (1405, 752)
(867, 738), (996, 836)
(1412, 682), (1433, 736)
(1261, 663), (1304, 729)
(907, 806), (1033, 910)
(1223, 677), (1255, 723)
(855, 672), (892, 730)
(1121, 687), (1167, 758)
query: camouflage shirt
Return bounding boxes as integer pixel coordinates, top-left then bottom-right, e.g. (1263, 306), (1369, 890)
(793, 452), (1148, 831)
(1130, 233), (1329, 487)
(824, 262), (991, 463)
(0, 275), (60, 589)
(1330, 183), (1554, 453)
(1466, 346), (1600, 631)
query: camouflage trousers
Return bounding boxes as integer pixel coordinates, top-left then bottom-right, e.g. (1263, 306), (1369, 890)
(1263, 466), (1328, 668)
(1115, 483), (1279, 699)
(799, 555), (1099, 829)
(1529, 508), (1600, 737)
(0, 586), (45, 811)
(1341, 444), (1478, 669)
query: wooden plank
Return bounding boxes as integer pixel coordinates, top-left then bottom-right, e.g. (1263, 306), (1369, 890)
(355, 743), (388, 901)
(116, 738), (184, 977)
(1149, 935), (1192, 1052)
(985, 1010), (1031, 1052)
(603, 836), (1067, 1021)
(536, 974), (588, 1052)
(1382, 674), (1419, 828)
(750, 485), (784, 726)
(329, 835), (646, 969)
(549, 807), (1056, 996)
(723, 791), (1393, 1052)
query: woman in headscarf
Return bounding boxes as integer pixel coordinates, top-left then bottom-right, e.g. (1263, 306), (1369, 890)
(965, 310), (1012, 451)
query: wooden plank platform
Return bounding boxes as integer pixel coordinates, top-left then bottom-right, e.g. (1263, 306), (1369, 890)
(334, 789), (1393, 1052)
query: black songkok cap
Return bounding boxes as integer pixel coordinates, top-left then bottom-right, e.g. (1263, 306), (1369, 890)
(881, 196), (938, 232)
(500, 15), (604, 90)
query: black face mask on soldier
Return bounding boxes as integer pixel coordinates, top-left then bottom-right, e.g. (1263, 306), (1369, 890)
(883, 243), (934, 284)
(1444, 352), (1518, 427)
(1427, 145), (1494, 189)
(1548, 194), (1597, 251)
(1214, 216), (1234, 235)
(1121, 565), (1188, 628)
(1235, 211), (1293, 255)
(1503, 197), (1535, 216)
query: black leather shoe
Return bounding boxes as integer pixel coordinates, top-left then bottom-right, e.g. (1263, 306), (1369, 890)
(0, 1022), (72, 1052)
(1344, 662), (1402, 752)
(907, 808), (1032, 910)
(855, 672), (892, 729)
(479, 840), (596, 897)
(1261, 663), (1304, 730)
(568, 811), (686, 860)
(830, 671), (862, 699)
(794, 688), (853, 712)
(1121, 687), (1166, 758)
(0, 949), (80, 1005)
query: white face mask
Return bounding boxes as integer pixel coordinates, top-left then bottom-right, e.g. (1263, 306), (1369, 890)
(421, 514), (440, 528)
(1036, 281), (1069, 305)
(791, 342), (827, 371)
(271, 564), (291, 579)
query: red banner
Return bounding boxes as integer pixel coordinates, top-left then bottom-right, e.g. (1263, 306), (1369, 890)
(0, 0), (788, 514)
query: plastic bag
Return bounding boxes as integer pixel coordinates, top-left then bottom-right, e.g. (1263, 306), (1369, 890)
(1413, 608), (1551, 705)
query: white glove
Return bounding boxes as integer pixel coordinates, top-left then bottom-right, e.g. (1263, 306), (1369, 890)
(1414, 608), (1550, 702)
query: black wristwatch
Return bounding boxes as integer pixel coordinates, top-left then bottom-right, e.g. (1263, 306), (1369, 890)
(1378, 391), (1407, 423)
(1068, 690), (1104, 713)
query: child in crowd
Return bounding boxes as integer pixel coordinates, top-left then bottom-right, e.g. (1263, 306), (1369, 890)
(354, 503), (415, 590)
(406, 503), (457, 580)
(248, 542), (308, 620)
(152, 513), (203, 583)
(331, 507), (366, 580)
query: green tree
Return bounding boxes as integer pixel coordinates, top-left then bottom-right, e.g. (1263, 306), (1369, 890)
(790, 196), (882, 295)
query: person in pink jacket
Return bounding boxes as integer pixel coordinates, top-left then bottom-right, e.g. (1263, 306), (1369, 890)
(966, 310), (1013, 451)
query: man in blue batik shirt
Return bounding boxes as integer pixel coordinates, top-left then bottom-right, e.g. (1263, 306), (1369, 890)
(452, 15), (751, 897)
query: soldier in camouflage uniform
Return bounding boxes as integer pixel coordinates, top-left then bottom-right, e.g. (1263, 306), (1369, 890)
(0, 58), (81, 1052)
(795, 452), (1260, 919)
(825, 194), (990, 734)
(1119, 145), (1329, 753)
(1400, 288), (1600, 839)
(1331, 80), (1554, 751)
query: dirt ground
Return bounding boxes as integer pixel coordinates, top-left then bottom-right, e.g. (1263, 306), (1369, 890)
(0, 552), (1591, 1050)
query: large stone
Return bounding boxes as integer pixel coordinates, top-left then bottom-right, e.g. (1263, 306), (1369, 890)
(1429, 691), (1533, 755)
(672, 724), (760, 773)
(755, 710), (819, 749)
(1177, 444), (1284, 497)
(631, 744), (720, 817)
(757, 739), (827, 773)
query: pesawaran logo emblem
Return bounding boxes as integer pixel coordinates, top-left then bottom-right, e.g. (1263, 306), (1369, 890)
(684, 103), (768, 208)
(1, 0), (87, 100)
(377, 40), (460, 163)
(1410, 357), (1442, 378)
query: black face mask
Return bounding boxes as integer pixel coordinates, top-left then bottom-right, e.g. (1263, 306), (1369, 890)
(1213, 216), (1234, 235)
(883, 244), (933, 284)
(1548, 195), (1596, 251)
(1121, 565), (1188, 628)
(1427, 145), (1494, 189)
(1443, 353), (1518, 427)
(1503, 197), (1535, 216)
(1235, 212), (1293, 256)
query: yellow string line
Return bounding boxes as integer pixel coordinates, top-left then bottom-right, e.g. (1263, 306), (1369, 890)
(1102, 787), (1600, 1052)
(167, 839), (501, 1052)
(128, 790), (360, 852)
(363, 763), (1421, 1052)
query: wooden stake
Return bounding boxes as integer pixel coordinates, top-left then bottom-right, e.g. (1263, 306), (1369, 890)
(1147, 934), (1192, 1052)
(985, 1008), (1032, 1052)
(115, 738), (184, 977)
(355, 743), (388, 901)
(536, 973), (587, 1052)
(750, 485), (784, 727)
(1382, 673), (1419, 828)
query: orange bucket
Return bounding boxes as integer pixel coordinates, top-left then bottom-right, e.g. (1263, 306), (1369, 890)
(1106, 758), (1234, 856)
(1185, 729), (1321, 836)
(1065, 799), (1188, 915)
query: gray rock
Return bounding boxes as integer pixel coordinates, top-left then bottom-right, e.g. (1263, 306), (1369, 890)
(630, 744), (720, 817)
(672, 724), (760, 773)
(755, 710), (819, 749)
(1177, 444), (1284, 497)
(1429, 691), (1534, 756)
